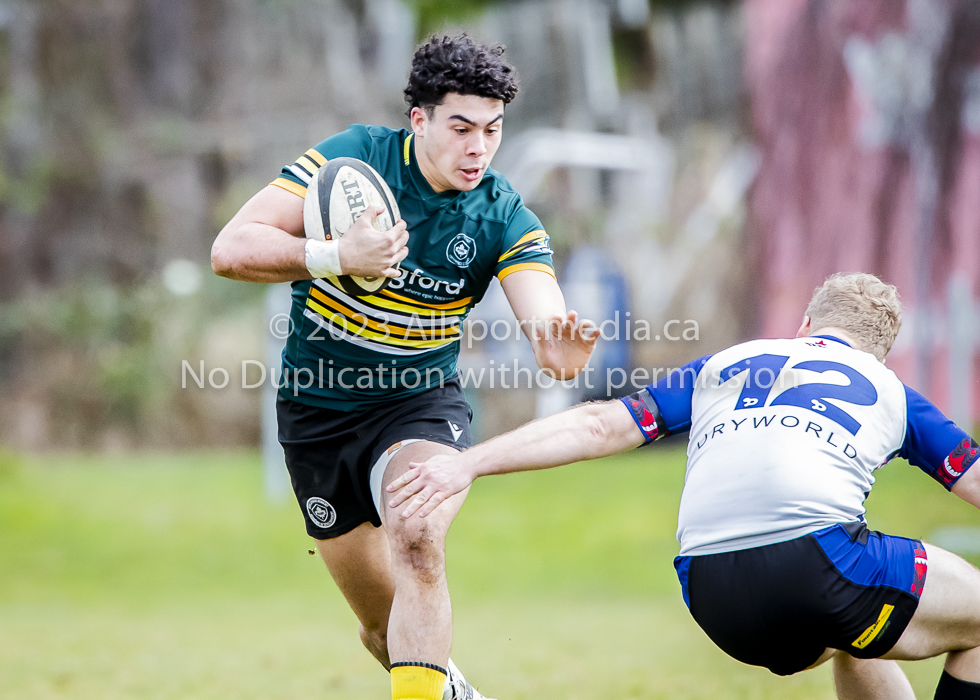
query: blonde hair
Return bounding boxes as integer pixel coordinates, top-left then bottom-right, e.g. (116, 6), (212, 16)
(805, 273), (902, 361)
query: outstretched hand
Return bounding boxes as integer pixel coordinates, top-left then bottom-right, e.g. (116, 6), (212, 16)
(386, 454), (477, 519)
(529, 310), (598, 379)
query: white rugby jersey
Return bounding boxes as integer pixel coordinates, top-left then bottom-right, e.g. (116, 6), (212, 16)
(620, 335), (977, 556)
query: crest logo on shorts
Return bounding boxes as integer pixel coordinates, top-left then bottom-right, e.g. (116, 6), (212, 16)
(306, 497), (337, 529)
(447, 234), (477, 268)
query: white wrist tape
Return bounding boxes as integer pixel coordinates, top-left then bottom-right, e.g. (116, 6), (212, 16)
(305, 239), (342, 278)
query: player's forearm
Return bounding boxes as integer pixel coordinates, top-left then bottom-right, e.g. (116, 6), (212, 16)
(952, 465), (980, 510)
(211, 222), (312, 283)
(466, 401), (641, 479)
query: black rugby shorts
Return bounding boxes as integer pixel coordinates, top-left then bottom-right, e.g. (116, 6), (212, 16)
(277, 377), (473, 539)
(674, 522), (926, 676)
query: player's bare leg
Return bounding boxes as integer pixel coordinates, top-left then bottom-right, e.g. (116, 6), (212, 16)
(832, 654), (914, 700)
(883, 543), (980, 696)
(948, 646), (980, 685)
(313, 441), (489, 700)
(805, 648), (914, 699)
(314, 522), (395, 668)
(381, 440), (469, 665)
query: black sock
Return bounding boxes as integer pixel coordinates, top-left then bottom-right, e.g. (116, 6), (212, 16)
(936, 671), (980, 700)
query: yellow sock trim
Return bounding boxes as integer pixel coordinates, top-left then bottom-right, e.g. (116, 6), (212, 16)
(391, 664), (447, 700)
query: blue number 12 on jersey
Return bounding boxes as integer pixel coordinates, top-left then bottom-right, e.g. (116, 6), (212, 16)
(719, 355), (878, 435)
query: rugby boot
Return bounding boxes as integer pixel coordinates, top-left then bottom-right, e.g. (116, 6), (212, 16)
(443, 658), (497, 700)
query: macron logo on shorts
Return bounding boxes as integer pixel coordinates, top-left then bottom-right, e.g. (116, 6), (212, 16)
(448, 421), (463, 442)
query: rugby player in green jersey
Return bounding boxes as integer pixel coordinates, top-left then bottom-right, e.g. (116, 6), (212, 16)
(212, 35), (597, 700)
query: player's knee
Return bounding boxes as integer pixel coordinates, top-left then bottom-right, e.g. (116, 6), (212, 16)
(388, 520), (446, 579)
(388, 504), (449, 546)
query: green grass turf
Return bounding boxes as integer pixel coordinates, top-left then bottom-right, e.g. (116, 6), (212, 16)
(0, 447), (977, 699)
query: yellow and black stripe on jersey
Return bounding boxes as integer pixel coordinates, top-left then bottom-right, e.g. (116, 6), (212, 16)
(303, 279), (471, 356)
(271, 148), (326, 197)
(497, 230), (555, 281)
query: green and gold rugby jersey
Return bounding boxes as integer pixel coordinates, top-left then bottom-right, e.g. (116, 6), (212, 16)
(271, 124), (555, 411)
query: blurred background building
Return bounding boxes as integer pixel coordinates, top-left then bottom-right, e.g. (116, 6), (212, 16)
(0, 0), (977, 451)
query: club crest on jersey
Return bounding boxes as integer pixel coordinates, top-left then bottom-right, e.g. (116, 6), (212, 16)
(306, 497), (337, 529)
(447, 233), (477, 268)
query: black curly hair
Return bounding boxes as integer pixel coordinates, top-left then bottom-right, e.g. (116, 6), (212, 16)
(404, 34), (519, 116)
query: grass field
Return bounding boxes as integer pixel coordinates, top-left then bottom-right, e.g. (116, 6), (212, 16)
(0, 447), (978, 699)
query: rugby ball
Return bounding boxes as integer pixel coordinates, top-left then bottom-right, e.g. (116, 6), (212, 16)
(303, 157), (401, 297)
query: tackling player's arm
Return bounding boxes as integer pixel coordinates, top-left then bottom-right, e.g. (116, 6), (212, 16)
(500, 270), (597, 378)
(387, 360), (707, 518)
(900, 385), (980, 510)
(387, 399), (645, 518)
(953, 464), (980, 510)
